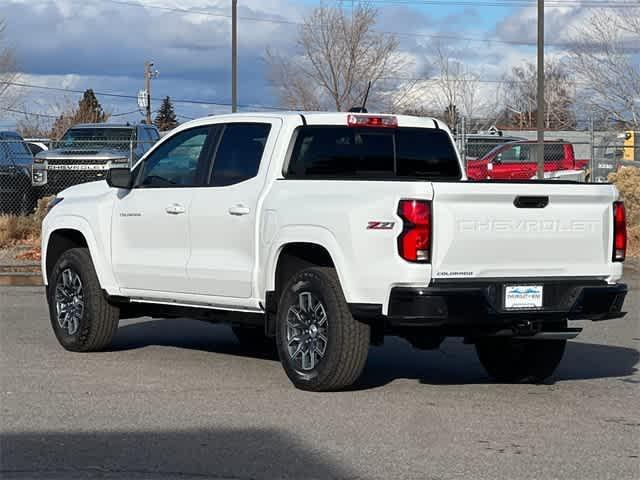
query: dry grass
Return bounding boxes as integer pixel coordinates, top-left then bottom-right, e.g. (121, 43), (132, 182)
(0, 196), (52, 250)
(609, 167), (640, 258)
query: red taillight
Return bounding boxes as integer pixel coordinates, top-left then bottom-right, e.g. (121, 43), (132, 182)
(347, 114), (398, 128)
(397, 199), (431, 263)
(613, 201), (626, 262)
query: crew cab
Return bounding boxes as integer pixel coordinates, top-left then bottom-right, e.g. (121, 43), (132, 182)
(42, 112), (628, 391)
(467, 140), (589, 181)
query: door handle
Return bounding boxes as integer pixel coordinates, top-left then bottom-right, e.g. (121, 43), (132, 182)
(228, 204), (250, 216)
(165, 203), (186, 215)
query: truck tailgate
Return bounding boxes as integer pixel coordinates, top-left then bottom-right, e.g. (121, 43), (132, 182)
(431, 182), (618, 279)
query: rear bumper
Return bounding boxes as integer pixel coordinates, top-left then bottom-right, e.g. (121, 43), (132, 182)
(350, 279), (627, 328)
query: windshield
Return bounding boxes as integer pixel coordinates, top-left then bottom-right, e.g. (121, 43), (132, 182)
(58, 127), (136, 151)
(287, 126), (461, 180)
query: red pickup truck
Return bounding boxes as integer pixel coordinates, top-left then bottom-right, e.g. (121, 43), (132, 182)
(466, 140), (589, 180)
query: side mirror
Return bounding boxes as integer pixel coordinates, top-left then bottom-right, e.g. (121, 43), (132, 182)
(106, 167), (133, 189)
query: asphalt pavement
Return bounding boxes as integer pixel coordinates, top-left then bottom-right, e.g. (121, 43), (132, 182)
(1, 269), (638, 479)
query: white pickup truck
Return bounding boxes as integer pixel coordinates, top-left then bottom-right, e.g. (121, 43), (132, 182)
(42, 112), (629, 391)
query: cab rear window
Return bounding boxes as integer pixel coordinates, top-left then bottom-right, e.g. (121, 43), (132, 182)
(286, 126), (461, 180)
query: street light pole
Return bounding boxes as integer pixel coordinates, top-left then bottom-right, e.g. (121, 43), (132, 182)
(231, 0), (238, 113)
(536, 0), (545, 179)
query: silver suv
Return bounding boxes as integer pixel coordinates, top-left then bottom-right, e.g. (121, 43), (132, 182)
(32, 123), (160, 195)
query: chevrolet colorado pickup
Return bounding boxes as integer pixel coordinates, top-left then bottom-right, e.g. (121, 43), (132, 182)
(42, 112), (628, 391)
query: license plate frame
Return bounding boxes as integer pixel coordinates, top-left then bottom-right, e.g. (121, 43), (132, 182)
(504, 285), (543, 310)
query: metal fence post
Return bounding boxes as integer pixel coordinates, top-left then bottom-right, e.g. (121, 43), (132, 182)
(589, 116), (595, 183)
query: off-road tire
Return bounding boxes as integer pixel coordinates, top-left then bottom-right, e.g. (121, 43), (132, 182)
(475, 336), (566, 383)
(47, 248), (119, 352)
(275, 267), (370, 391)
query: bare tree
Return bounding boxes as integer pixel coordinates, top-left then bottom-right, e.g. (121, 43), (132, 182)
(0, 19), (21, 114)
(569, 7), (640, 127)
(500, 60), (576, 130)
(15, 111), (53, 138)
(426, 42), (499, 130)
(266, 2), (415, 112)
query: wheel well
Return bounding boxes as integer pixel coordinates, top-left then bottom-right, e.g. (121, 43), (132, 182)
(46, 229), (88, 280)
(274, 243), (335, 294)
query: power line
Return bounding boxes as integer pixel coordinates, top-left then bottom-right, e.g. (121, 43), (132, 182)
(70, 0), (633, 48)
(0, 107), (59, 119)
(0, 80), (288, 111)
(368, 0), (637, 7)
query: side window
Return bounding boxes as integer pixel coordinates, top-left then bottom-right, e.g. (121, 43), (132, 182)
(209, 123), (271, 187)
(499, 145), (530, 164)
(138, 126), (210, 187)
(544, 144), (564, 164)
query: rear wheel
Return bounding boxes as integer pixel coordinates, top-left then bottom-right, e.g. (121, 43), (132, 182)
(475, 336), (566, 383)
(47, 248), (120, 352)
(275, 267), (370, 391)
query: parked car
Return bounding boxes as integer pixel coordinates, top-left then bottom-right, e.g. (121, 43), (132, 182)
(24, 138), (50, 156)
(0, 131), (36, 215)
(42, 112), (628, 391)
(463, 131), (525, 161)
(32, 123), (160, 195)
(467, 140), (589, 180)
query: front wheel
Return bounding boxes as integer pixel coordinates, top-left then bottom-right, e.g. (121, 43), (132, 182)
(475, 337), (566, 383)
(47, 248), (120, 352)
(275, 267), (370, 391)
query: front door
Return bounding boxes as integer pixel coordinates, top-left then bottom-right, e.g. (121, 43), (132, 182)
(112, 125), (214, 294)
(491, 144), (536, 179)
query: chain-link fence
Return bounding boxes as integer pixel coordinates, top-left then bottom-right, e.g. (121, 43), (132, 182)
(2, 128), (640, 218)
(1, 138), (153, 216)
(455, 126), (640, 183)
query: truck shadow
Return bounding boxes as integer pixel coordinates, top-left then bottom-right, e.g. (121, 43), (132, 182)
(110, 319), (639, 390)
(0, 428), (354, 480)
(355, 336), (640, 390)
(110, 318), (279, 361)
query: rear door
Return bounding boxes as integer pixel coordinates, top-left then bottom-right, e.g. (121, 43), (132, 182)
(186, 120), (280, 298)
(431, 182), (617, 279)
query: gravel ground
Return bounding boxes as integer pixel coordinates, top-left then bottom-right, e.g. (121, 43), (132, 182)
(0, 269), (638, 480)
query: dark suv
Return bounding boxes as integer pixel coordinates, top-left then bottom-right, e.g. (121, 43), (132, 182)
(0, 131), (36, 215)
(32, 123), (160, 195)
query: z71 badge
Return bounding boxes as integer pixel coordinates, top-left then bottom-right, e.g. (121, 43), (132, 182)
(367, 221), (395, 230)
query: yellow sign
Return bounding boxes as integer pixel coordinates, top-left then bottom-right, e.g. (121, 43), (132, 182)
(623, 131), (635, 161)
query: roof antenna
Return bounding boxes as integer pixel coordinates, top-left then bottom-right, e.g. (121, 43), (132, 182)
(348, 81), (371, 113)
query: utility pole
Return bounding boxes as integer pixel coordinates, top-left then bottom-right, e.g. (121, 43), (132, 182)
(143, 61), (159, 125)
(231, 0), (238, 113)
(536, 0), (545, 179)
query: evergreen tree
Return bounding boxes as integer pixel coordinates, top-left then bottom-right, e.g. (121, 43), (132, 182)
(76, 89), (107, 123)
(154, 96), (178, 131)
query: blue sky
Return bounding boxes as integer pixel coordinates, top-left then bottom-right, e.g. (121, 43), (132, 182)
(0, 0), (605, 129)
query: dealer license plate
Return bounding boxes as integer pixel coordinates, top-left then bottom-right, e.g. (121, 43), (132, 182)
(504, 285), (543, 309)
